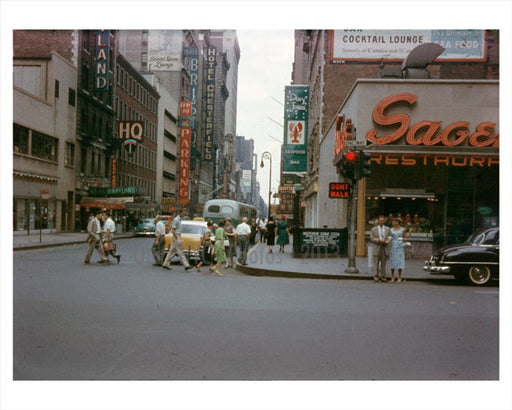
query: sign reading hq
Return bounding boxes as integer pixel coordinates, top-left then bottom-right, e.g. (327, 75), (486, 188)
(282, 85), (309, 174)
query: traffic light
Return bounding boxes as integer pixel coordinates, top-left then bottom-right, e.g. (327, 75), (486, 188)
(358, 151), (372, 179)
(341, 150), (356, 180)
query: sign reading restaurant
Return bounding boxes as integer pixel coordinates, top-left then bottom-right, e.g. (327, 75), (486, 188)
(331, 30), (486, 62)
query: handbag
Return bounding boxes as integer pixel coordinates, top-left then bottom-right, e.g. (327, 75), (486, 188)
(104, 241), (116, 252)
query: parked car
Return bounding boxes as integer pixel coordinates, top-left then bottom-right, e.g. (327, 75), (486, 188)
(164, 220), (208, 263)
(133, 218), (156, 237)
(424, 227), (499, 286)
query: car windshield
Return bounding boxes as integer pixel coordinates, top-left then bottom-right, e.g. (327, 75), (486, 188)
(139, 219), (153, 224)
(181, 224), (206, 235)
(466, 229), (499, 245)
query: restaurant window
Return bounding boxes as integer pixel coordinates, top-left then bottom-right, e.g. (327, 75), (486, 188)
(65, 142), (75, 167)
(14, 123), (29, 154)
(31, 130), (57, 162)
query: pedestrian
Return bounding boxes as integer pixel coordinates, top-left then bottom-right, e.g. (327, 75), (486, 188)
(370, 215), (391, 282)
(102, 211), (121, 263)
(249, 219), (257, 245)
(265, 216), (276, 253)
(213, 219), (226, 276)
(84, 210), (109, 264)
(257, 217), (266, 243)
(161, 209), (194, 271)
(235, 216), (251, 265)
(276, 215), (290, 253)
(196, 221), (215, 272)
(389, 218), (407, 282)
(151, 215), (166, 266)
(224, 218), (236, 268)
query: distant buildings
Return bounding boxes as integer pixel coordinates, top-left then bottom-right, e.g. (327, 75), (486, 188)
(13, 29), (266, 234)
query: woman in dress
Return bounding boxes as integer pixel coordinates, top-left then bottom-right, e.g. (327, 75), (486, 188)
(224, 218), (236, 268)
(265, 216), (276, 253)
(213, 219), (226, 276)
(276, 215), (290, 253)
(389, 218), (406, 282)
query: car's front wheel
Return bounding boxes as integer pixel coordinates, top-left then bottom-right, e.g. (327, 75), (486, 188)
(467, 265), (491, 286)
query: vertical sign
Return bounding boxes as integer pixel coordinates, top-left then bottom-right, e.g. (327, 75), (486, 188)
(204, 47), (216, 161)
(179, 101), (192, 207)
(283, 85), (309, 173)
(95, 30), (110, 91)
(184, 47), (199, 168)
(112, 159), (117, 187)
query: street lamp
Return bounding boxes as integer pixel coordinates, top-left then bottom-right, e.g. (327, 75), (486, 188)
(260, 151), (272, 221)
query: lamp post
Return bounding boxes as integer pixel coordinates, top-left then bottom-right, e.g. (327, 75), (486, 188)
(260, 151), (272, 221)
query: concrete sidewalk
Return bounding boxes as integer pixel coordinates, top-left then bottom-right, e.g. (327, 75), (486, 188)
(12, 231), (134, 250)
(236, 241), (441, 282)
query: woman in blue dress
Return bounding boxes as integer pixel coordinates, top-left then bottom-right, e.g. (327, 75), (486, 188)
(389, 218), (406, 282)
(276, 215), (290, 253)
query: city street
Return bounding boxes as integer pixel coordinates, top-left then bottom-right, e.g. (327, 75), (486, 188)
(13, 238), (499, 381)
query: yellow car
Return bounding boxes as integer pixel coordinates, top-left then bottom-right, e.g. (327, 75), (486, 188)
(164, 220), (208, 262)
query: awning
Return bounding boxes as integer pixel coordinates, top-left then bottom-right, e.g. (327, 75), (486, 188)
(80, 197), (126, 210)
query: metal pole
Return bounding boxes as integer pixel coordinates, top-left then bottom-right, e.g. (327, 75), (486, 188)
(345, 179), (359, 274)
(268, 160), (272, 221)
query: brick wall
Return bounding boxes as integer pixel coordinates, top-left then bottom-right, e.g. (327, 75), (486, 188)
(13, 30), (74, 62)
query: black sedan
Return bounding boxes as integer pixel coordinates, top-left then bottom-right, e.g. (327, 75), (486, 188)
(424, 227), (499, 286)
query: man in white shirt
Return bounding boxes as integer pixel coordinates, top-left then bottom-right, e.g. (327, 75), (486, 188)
(161, 209), (193, 271)
(84, 210), (109, 264)
(103, 211), (121, 263)
(152, 215), (166, 266)
(370, 215), (391, 282)
(235, 217), (251, 265)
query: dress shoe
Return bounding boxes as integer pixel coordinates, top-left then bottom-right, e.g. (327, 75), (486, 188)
(116, 255), (120, 263)
(162, 265), (172, 270)
(153, 263), (162, 267)
(84, 261), (90, 264)
(185, 265), (193, 271)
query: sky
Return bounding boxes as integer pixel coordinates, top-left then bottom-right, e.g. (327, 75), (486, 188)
(236, 30), (295, 207)
(2, 1), (512, 410)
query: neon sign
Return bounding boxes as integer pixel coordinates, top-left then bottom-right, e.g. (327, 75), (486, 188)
(366, 93), (499, 148)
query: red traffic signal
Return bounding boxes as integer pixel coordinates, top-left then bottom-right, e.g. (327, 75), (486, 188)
(346, 151), (355, 161)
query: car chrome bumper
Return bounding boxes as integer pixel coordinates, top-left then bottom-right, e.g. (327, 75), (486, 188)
(423, 262), (451, 274)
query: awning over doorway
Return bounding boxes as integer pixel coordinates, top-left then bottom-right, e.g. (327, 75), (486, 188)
(80, 197), (126, 210)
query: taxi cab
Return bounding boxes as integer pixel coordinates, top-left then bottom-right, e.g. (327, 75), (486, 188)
(164, 219), (208, 263)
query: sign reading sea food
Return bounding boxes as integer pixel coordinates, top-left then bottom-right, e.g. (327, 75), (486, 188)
(282, 85), (309, 173)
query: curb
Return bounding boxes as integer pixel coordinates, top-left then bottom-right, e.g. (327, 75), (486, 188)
(13, 235), (135, 251)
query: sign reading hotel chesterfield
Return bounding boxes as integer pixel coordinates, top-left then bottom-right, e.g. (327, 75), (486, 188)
(366, 93), (499, 148)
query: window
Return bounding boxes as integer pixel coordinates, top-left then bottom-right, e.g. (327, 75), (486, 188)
(68, 88), (76, 106)
(13, 65), (41, 96)
(65, 142), (75, 166)
(13, 123), (29, 154)
(31, 130), (57, 162)
(55, 79), (59, 98)
(80, 147), (87, 173)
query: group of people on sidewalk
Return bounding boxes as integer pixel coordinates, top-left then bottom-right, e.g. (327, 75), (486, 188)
(150, 210), (292, 277)
(84, 209), (122, 265)
(370, 215), (410, 283)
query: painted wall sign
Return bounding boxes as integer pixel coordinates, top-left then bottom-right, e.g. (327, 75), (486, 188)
(331, 30), (486, 62)
(95, 30), (110, 91)
(204, 48), (216, 161)
(366, 93), (499, 148)
(148, 30), (182, 71)
(283, 85), (309, 173)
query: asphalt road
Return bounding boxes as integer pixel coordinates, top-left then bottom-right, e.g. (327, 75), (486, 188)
(13, 238), (499, 381)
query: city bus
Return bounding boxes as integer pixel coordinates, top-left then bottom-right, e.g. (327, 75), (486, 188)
(203, 199), (258, 226)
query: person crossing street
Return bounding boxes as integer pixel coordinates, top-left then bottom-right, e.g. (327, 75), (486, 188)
(161, 209), (194, 272)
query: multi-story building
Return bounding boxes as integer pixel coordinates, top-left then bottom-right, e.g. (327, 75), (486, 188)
(293, 29), (499, 256)
(113, 54), (160, 228)
(13, 30), (78, 233)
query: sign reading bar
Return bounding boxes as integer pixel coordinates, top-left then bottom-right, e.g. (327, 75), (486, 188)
(329, 182), (351, 198)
